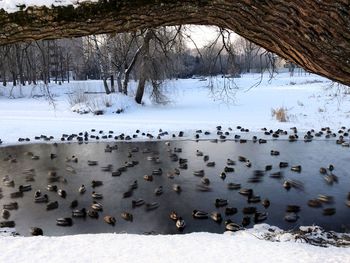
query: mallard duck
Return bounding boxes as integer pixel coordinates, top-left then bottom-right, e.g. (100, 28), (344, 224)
(130, 180), (138, 190)
(220, 172), (226, 180)
(192, 210), (208, 219)
(307, 199), (322, 208)
(174, 147), (182, 153)
(72, 208), (87, 217)
(58, 189), (66, 198)
(225, 220), (242, 231)
(91, 201), (103, 211)
(3, 179), (15, 187)
(227, 183), (241, 190)
(238, 156), (247, 162)
(226, 159), (235, 166)
(279, 162), (289, 168)
(242, 216), (251, 227)
(242, 207), (256, 214)
(201, 177), (210, 185)
(143, 175), (153, 182)
(0, 221), (15, 228)
(152, 168), (162, 176)
(284, 212), (299, 222)
(270, 150), (280, 156)
(170, 211), (178, 221)
(254, 212), (268, 223)
(203, 155), (209, 162)
(132, 199), (145, 208)
(291, 165), (302, 172)
(283, 181), (291, 190)
(207, 162), (216, 167)
(101, 165), (113, 172)
(224, 167), (234, 173)
(319, 167), (327, 174)
(286, 205), (300, 213)
(46, 201), (59, 210)
(78, 185), (86, 194)
(112, 170), (122, 177)
(121, 212), (133, 222)
(2, 209), (10, 219)
(30, 227), (43, 236)
(176, 217), (186, 231)
(31, 155), (40, 160)
(239, 188), (253, 196)
(35, 194), (49, 203)
(10, 191), (23, 198)
(210, 212), (222, 223)
(91, 180), (103, 188)
(328, 164), (334, 171)
(46, 184), (57, 192)
(3, 202), (18, 210)
(92, 192), (103, 199)
(225, 207), (238, 215)
(193, 170), (205, 177)
(262, 199), (270, 208)
(265, 165), (273, 171)
(248, 195), (261, 203)
(169, 153), (179, 162)
(145, 202), (159, 211)
(70, 200), (78, 208)
(87, 160), (98, 166)
(172, 184), (182, 193)
(317, 195), (333, 203)
(18, 184), (31, 192)
(324, 174), (338, 184)
(87, 210), (99, 219)
(56, 217), (73, 226)
(196, 150), (204, 157)
(123, 188), (133, 198)
(270, 172), (283, 179)
(104, 215), (116, 225)
(154, 186), (163, 196)
(196, 184), (211, 192)
(215, 198), (228, 207)
(245, 160), (252, 168)
(323, 208), (336, 216)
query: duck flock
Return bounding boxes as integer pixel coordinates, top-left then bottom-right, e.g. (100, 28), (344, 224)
(0, 125), (350, 236)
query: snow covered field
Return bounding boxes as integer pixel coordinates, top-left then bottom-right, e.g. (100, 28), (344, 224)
(1, 72), (350, 262)
(0, 72), (349, 146)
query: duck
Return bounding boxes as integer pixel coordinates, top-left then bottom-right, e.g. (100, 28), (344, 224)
(143, 175), (153, 182)
(58, 189), (67, 198)
(248, 195), (261, 203)
(0, 221), (15, 228)
(91, 180), (103, 188)
(87, 210), (99, 219)
(172, 184), (182, 193)
(145, 202), (159, 211)
(92, 192), (103, 199)
(101, 165), (113, 172)
(2, 209), (10, 219)
(30, 227), (43, 236)
(192, 210), (208, 219)
(286, 205), (300, 213)
(46, 201), (59, 210)
(225, 207), (238, 215)
(170, 211), (178, 221)
(18, 184), (32, 192)
(283, 181), (291, 190)
(56, 217), (73, 226)
(87, 160), (98, 166)
(121, 212), (133, 222)
(78, 185), (86, 194)
(245, 160), (252, 168)
(72, 208), (87, 218)
(201, 177), (210, 185)
(203, 155), (209, 162)
(254, 212), (268, 223)
(284, 212), (299, 222)
(123, 189), (133, 198)
(152, 168), (162, 176)
(35, 194), (49, 203)
(207, 162), (215, 167)
(265, 165), (273, 171)
(227, 183), (241, 190)
(210, 212), (222, 223)
(317, 195), (334, 203)
(46, 184), (58, 192)
(220, 172), (226, 180)
(242, 207), (256, 214)
(176, 217), (186, 231)
(91, 201), (103, 211)
(70, 200), (78, 208)
(270, 172), (283, 179)
(319, 167), (327, 174)
(193, 170), (205, 177)
(104, 215), (116, 225)
(196, 184), (211, 192)
(224, 167), (234, 173)
(112, 170), (122, 177)
(226, 159), (235, 166)
(323, 208), (336, 216)
(239, 188), (253, 196)
(262, 199), (270, 208)
(132, 199), (145, 208)
(270, 150), (280, 156)
(3, 202), (18, 210)
(10, 191), (23, 198)
(279, 162), (289, 168)
(307, 199), (322, 208)
(291, 165), (302, 173)
(238, 156), (247, 162)
(242, 216), (251, 227)
(215, 198), (228, 207)
(154, 186), (163, 196)
(225, 220), (242, 232)
(196, 150), (204, 157)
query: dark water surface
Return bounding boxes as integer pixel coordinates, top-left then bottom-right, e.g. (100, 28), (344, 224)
(0, 139), (349, 236)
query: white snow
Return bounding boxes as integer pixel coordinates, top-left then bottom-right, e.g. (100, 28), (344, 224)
(1, 72), (350, 262)
(0, 0), (98, 12)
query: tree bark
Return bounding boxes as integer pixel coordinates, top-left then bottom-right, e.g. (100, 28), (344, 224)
(0, 1), (349, 85)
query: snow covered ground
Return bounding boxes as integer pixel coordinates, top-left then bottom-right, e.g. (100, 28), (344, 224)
(1, 72), (350, 262)
(0, 72), (348, 146)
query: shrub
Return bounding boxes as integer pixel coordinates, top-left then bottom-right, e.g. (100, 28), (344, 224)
(271, 107), (289, 122)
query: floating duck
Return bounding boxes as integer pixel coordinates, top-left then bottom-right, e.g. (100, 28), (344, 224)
(72, 208), (87, 217)
(121, 212), (133, 222)
(215, 198), (228, 207)
(286, 205), (300, 213)
(87, 210), (99, 219)
(104, 216), (116, 225)
(193, 170), (205, 177)
(92, 192), (103, 199)
(192, 210), (208, 219)
(284, 212), (299, 222)
(70, 200), (78, 208)
(91, 201), (103, 211)
(196, 184), (211, 192)
(172, 184), (182, 193)
(143, 175), (153, 182)
(201, 177), (210, 185)
(254, 212), (268, 223)
(78, 185), (86, 194)
(291, 165), (302, 173)
(91, 180), (103, 188)
(225, 207), (238, 215)
(30, 227), (43, 236)
(0, 221), (15, 228)
(176, 217), (186, 231)
(35, 194), (49, 203)
(323, 208), (336, 216)
(46, 184), (58, 192)
(18, 184), (32, 192)
(145, 202), (159, 211)
(46, 201), (58, 210)
(132, 199), (145, 208)
(56, 217), (73, 226)
(3, 202), (18, 210)
(307, 199), (322, 208)
(170, 211), (178, 221)
(242, 207), (256, 214)
(154, 186), (163, 196)
(210, 212), (222, 223)
(58, 189), (67, 198)
(1, 209), (10, 219)
(225, 220), (242, 231)
(227, 183), (241, 190)
(262, 199), (270, 208)
(242, 216), (251, 227)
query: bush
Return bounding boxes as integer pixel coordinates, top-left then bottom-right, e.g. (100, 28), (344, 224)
(271, 107), (289, 122)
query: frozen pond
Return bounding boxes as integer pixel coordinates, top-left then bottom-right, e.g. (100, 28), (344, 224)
(0, 139), (349, 236)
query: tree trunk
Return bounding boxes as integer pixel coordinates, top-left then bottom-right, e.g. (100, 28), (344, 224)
(122, 46), (142, 95)
(92, 35), (111, 94)
(0, 1), (349, 86)
(117, 71), (123, 93)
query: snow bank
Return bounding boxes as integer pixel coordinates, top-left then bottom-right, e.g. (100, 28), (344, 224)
(1, 227), (349, 263)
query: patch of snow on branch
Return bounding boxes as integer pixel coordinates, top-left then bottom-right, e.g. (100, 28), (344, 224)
(0, 0), (99, 13)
